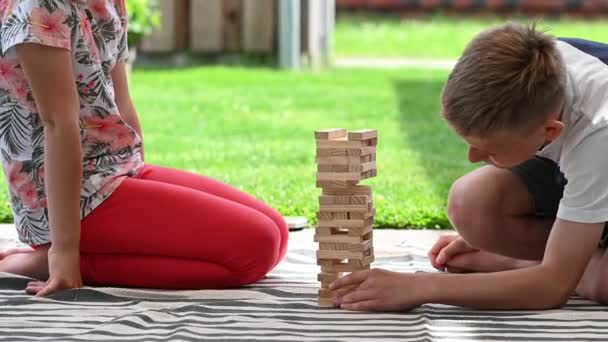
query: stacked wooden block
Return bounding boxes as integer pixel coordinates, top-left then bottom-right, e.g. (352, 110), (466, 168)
(314, 128), (377, 307)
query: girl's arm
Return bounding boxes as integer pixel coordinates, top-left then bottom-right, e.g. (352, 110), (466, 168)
(112, 62), (144, 161)
(16, 44), (83, 297)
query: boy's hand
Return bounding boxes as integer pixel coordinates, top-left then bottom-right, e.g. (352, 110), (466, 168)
(330, 269), (426, 312)
(26, 246), (82, 297)
(428, 234), (478, 271)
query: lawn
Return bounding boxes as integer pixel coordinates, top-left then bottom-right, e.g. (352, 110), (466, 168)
(335, 14), (608, 58)
(0, 66), (473, 228)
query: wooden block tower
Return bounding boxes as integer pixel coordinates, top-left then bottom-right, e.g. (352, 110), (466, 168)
(314, 128), (377, 307)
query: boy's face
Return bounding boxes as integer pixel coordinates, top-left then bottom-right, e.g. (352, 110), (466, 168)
(461, 120), (564, 168)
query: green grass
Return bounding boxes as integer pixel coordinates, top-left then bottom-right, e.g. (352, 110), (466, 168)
(0, 66), (475, 228)
(126, 66), (471, 228)
(334, 14), (608, 58)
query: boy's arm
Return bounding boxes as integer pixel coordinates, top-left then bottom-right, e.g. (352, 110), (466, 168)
(423, 219), (603, 309)
(111, 62), (144, 160)
(333, 219), (603, 310)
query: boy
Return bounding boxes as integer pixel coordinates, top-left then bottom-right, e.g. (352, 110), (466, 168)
(329, 23), (608, 311)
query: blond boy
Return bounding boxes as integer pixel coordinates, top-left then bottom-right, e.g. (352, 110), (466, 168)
(330, 23), (608, 311)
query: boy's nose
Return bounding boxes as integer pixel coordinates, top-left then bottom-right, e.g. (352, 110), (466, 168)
(467, 147), (486, 163)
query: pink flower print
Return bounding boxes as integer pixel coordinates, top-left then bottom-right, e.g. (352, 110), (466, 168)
(13, 80), (27, 101)
(109, 124), (135, 151)
(30, 8), (70, 49)
(0, 0), (11, 14)
(113, 0), (125, 16)
(0, 59), (18, 82)
(38, 197), (47, 208)
(77, 73), (84, 81)
(79, 11), (100, 60)
(84, 115), (120, 144)
(84, 160), (96, 172)
(90, 0), (110, 19)
(5, 161), (28, 195)
(18, 181), (39, 209)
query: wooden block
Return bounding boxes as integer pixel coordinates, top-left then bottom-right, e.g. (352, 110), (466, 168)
(317, 172), (362, 182)
(315, 128), (347, 140)
(318, 297), (335, 307)
(319, 284), (357, 298)
(316, 148), (348, 157)
(317, 247), (373, 260)
(319, 256), (374, 272)
(315, 232), (364, 244)
(348, 146), (376, 157)
(316, 139), (367, 149)
(317, 218), (373, 228)
(348, 129), (378, 141)
(323, 185), (371, 196)
(361, 169), (377, 180)
(335, 212), (348, 220)
(350, 195), (369, 205)
(319, 204), (368, 213)
(361, 162), (376, 173)
(366, 138), (378, 146)
(347, 224), (373, 236)
(316, 165), (351, 172)
(318, 272), (342, 283)
(316, 180), (359, 188)
(349, 255), (375, 268)
(349, 209), (374, 219)
(315, 156), (349, 165)
(319, 195), (351, 205)
(317, 164), (333, 172)
(315, 227), (343, 236)
(319, 239), (372, 252)
(317, 211), (334, 221)
(361, 154), (374, 163)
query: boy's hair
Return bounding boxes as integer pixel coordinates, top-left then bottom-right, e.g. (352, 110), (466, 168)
(441, 23), (566, 137)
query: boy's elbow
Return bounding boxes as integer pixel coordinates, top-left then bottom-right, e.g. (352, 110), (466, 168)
(534, 282), (571, 310)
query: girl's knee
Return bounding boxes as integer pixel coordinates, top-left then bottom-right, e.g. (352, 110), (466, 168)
(228, 217), (283, 285)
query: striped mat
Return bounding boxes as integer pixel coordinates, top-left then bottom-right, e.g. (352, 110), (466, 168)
(1, 229), (608, 341)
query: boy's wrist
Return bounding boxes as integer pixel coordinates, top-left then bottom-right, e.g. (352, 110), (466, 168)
(415, 272), (443, 304)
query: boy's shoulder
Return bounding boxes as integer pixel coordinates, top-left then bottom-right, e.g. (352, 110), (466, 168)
(557, 38), (608, 66)
(556, 38), (608, 117)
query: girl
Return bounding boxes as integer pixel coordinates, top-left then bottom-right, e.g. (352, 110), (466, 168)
(0, 0), (288, 296)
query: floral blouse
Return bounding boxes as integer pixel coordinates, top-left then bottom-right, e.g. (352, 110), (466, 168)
(0, 0), (143, 245)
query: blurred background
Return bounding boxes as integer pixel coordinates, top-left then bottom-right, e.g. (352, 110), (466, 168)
(2, 1), (606, 230)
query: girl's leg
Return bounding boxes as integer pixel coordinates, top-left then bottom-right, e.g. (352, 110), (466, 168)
(79, 176), (283, 289)
(134, 165), (288, 266)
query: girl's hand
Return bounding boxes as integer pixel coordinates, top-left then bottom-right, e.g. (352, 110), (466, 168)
(26, 246), (82, 297)
(330, 269), (426, 312)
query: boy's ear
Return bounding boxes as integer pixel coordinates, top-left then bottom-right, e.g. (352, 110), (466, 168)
(543, 119), (564, 141)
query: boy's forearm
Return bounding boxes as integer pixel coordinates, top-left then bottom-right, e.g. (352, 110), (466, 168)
(45, 120), (83, 249)
(421, 266), (569, 310)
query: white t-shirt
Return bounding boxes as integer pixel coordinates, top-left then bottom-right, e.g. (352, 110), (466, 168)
(537, 39), (608, 223)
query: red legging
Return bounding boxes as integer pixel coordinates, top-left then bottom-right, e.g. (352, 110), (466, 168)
(77, 164), (288, 289)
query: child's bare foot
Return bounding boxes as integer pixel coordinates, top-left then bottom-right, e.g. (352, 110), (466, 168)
(447, 250), (538, 273)
(0, 246), (49, 280)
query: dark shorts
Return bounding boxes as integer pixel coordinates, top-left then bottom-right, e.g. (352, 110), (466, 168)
(510, 156), (608, 248)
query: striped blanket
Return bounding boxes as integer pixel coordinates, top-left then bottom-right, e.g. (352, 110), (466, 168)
(1, 229), (607, 341)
